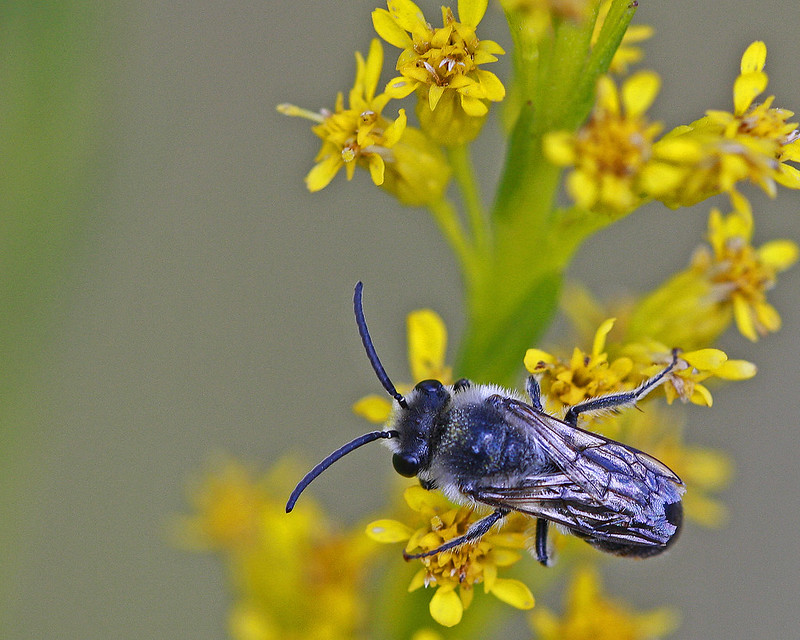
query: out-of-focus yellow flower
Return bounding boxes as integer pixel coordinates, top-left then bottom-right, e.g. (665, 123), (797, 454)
(277, 39), (406, 192)
(698, 205), (799, 341)
(366, 486), (534, 627)
(500, 0), (592, 43)
(530, 567), (679, 640)
(353, 308), (453, 424)
(646, 41), (800, 208)
(373, 0), (505, 144)
(544, 72), (663, 214)
(593, 0), (653, 74)
(175, 458), (374, 640)
(621, 199), (797, 346)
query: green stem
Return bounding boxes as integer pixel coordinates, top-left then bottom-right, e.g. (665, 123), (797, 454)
(428, 198), (477, 284)
(447, 144), (489, 255)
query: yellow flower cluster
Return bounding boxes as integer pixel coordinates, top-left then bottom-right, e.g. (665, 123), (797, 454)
(531, 567), (679, 640)
(524, 318), (755, 413)
(366, 486), (534, 627)
(279, 0), (505, 201)
(547, 41), (800, 215)
(374, 0), (505, 144)
(627, 199), (799, 346)
(174, 458), (374, 640)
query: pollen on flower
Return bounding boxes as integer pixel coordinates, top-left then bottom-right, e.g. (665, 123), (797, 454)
(277, 39), (407, 192)
(373, 0), (505, 144)
(366, 486), (534, 627)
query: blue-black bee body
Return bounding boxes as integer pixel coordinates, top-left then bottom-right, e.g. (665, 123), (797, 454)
(286, 283), (684, 565)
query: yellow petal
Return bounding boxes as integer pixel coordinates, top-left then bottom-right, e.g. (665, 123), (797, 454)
(408, 309), (448, 382)
(622, 71), (660, 117)
(385, 77), (418, 99)
(758, 239), (799, 271)
(363, 39), (384, 101)
(383, 108), (408, 146)
(387, 0), (426, 32)
(733, 295), (758, 341)
(368, 154), (386, 185)
(458, 0), (488, 27)
(460, 94), (489, 116)
(524, 348), (555, 372)
(429, 586), (463, 627)
(372, 8), (413, 48)
(474, 69), (505, 102)
(682, 348), (727, 371)
(714, 359), (757, 380)
(690, 383), (714, 407)
(352, 394), (393, 423)
(365, 518), (414, 543)
(740, 40), (767, 74)
(592, 318), (616, 357)
(305, 154), (342, 191)
(408, 568), (427, 592)
(428, 84), (446, 111)
(488, 578), (535, 610)
(733, 71), (768, 115)
(543, 131), (576, 166)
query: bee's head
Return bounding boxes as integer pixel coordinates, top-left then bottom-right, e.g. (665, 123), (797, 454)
(390, 379), (450, 478)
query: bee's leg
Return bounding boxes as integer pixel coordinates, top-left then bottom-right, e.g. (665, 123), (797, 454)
(453, 378), (472, 393)
(526, 375), (544, 411)
(534, 518), (551, 566)
(564, 349), (680, 427)
(403, 507), (508, 560)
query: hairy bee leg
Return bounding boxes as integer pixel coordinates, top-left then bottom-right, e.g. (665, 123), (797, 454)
(526, 375), (544, 411)
(534, 518), (551, 566)
(564, 349), (680, 427)
(403, 508), (508, 560)
(453, 378), (472, 393)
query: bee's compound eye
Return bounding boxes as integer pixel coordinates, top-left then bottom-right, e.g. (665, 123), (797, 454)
(392, 453), (420, 478)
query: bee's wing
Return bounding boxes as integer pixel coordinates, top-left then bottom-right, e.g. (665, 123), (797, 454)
(480, 396), (685, 547)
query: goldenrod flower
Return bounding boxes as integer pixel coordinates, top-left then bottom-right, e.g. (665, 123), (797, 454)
(694, 205), (799, 341)
(525, 318), (634, 412)
(373, 0), (505, 144)
(278, 39), (407, 192)
(525, 319), (755, 413)
(353, 308), (453, 424)
(647, 42), (800, 207)
(530, 567), (679, 640)
(366, 486), (534, 627)
(175, 458), (374, 640)
(544, 72), (663, 214)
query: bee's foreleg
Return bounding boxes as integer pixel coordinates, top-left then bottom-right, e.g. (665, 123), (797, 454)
(402, 507), (508, 560)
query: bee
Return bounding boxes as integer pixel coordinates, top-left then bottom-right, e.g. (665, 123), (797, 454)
(286, 282), (684, 565)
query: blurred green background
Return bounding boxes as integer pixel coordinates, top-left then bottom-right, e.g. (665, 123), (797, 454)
(2, 1), (799, 637)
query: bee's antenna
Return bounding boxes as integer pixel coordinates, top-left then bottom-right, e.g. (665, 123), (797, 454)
(354, 282), (408, 409)
(286, 429), (399, 512)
